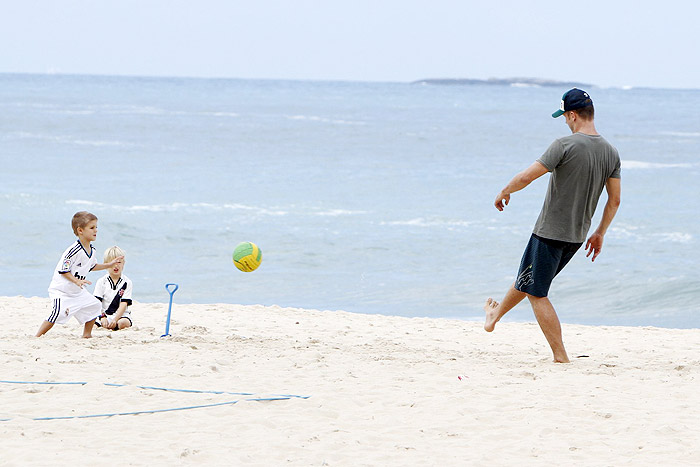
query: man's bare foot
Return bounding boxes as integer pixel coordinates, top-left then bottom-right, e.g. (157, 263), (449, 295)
(484, 298), (500, 332)
(553, 352), (570, 363)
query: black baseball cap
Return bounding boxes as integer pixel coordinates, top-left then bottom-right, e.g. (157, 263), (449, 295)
(552, 88), (593, 118)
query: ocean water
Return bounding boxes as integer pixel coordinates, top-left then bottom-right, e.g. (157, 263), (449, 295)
(1, 73), (698, 328)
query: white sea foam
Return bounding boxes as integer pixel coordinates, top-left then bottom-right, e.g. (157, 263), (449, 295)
(315, 209), (367, 217)
(381, 218), (472, 228)
(108, 106), (171, 116)
(1, 193), (30, 199)
(510, 82), (540, 88)
(286, 115), (366, 125)
(48, 109), (96, 115)
(660, 131), (700, 138)
(12, 132), (127, 147)
(199, 111), (239, 118)
(609, 225), (692, 243)
(65, 200), (288, 216)
(66, 200), (368, 217)
(653, 232), (693, 243)
(104, 106), (239, 118)
(71, 139), (125, 147)
(621, 160), (693, 169)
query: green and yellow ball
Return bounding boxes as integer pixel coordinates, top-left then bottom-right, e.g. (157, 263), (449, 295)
(233, 241), (262, 272)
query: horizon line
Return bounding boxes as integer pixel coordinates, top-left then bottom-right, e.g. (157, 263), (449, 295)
(0, 71), (696, 91)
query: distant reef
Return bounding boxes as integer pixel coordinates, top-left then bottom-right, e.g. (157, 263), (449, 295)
(412, 77), (593, 88)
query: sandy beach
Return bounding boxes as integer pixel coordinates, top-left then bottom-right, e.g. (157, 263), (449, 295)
(1, 295), (699, 466)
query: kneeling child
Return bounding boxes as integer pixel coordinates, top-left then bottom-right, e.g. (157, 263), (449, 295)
(94, 246), (134, 330)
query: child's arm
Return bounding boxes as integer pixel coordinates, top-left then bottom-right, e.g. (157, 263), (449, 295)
(61, 272), (91, 288)
(92, 256), (124, 272)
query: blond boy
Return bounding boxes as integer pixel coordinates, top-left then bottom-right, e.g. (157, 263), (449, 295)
(93, 246), (133, 330)
(36, 211), (123, 338)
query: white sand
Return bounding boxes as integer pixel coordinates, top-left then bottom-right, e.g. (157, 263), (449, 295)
(1, 296), (699, 466)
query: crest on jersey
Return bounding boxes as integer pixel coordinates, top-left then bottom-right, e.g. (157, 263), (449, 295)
(118, 289), (125, 297)
(62, 259), (72, 271)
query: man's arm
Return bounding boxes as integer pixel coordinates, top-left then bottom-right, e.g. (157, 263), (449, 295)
(585, 177), (621, 262)
(494, 161), (549, 211)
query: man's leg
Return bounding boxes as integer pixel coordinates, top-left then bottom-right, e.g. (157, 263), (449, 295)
(484, 283), (527, 332)
(527, 295), (569, 363)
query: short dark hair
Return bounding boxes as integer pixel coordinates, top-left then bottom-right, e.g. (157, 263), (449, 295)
(573, 105), (594, 120)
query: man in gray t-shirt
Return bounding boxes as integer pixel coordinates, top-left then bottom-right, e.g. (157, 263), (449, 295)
(482, 89), (622, 363)
(535, 133), (621, 243)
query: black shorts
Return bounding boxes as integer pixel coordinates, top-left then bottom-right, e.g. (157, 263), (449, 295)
(514, 234), (582, 297)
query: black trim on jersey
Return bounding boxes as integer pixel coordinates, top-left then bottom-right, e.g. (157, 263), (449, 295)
(60, 241), (94, 273)
(58, 242), (83, 273)
(107, 277), (132, 306)
(67, 240), (94, 259)
(81, 242), (95, 258)
(104, 282), (129, 315)
(65, 242), (83, 260)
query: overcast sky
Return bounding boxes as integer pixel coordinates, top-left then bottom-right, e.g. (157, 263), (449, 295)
(2, 0), (698, 89)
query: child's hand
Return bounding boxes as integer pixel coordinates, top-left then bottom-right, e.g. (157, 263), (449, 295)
(64, 274), (90, 288)
(107, 256), (124, 267)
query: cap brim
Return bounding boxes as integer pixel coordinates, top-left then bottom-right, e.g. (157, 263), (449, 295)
(551, 109), (565, 118)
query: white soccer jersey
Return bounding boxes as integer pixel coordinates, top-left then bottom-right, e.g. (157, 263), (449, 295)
(93, 274), (133, 315)
(48, 241), (98, 297)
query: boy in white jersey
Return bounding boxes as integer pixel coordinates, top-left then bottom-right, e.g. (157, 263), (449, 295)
(36, 211), (123, 338)
(93, 246), (133, 330)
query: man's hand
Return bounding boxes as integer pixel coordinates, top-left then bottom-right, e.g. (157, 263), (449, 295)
(586, 177), (620, 263)
(585, 233), (604, 262)
(494, 191), (510, 211)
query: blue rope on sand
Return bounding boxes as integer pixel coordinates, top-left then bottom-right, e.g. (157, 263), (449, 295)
(103, 382), (255, 396)
(0, 380), (309, 421)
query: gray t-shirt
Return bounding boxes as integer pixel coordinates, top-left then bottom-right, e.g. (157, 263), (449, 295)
(533, 132), (621, 243)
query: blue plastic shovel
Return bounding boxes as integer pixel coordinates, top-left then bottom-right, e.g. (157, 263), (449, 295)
(161, 283), (179, 337)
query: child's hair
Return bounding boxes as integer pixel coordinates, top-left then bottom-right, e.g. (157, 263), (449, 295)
(72, 211), (98, 235)
(104, 246), (126, 263)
